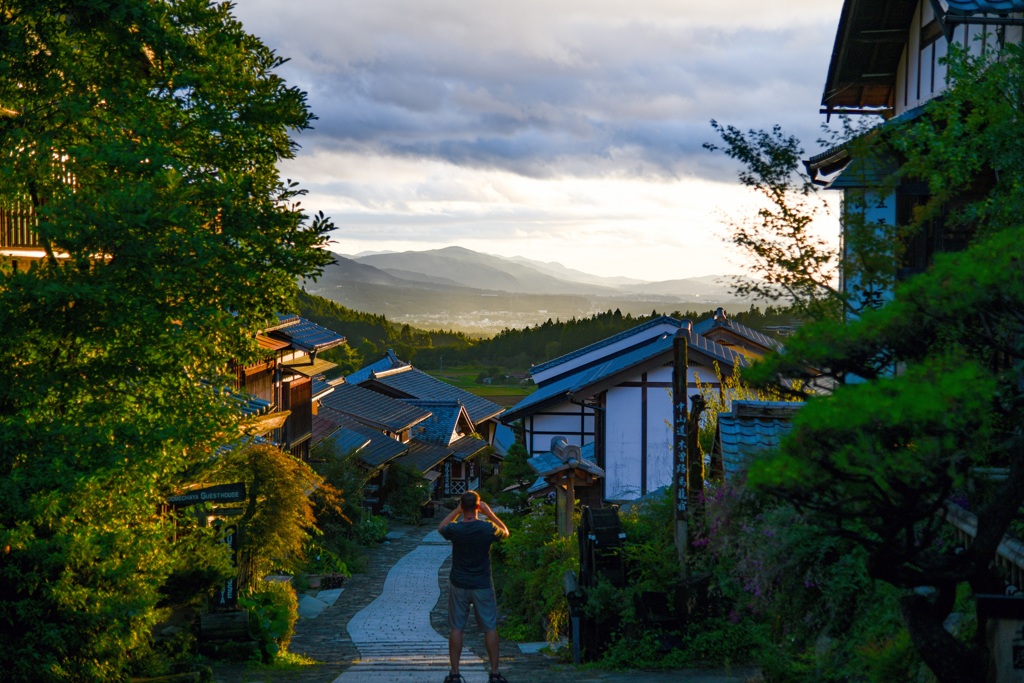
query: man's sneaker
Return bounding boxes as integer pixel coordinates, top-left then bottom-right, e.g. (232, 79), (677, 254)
(488, 674), (509, 683)
(443, 673), (466, 683)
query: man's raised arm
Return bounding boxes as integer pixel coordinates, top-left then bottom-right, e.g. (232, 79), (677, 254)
(479, 500), (509, 538)
(438, 505), (461, 533)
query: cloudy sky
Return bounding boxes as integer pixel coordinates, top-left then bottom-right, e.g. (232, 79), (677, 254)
(232, 0), (846, 282)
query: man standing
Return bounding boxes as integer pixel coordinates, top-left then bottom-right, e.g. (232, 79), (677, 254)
(438, 491), (510, 683)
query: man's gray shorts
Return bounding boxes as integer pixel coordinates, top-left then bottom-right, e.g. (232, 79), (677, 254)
(447, 582), (498, 632)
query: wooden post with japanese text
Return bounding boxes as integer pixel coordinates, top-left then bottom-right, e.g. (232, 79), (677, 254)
(672, 323), (690, 573)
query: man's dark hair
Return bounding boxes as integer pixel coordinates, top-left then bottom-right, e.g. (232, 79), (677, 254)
(460, 490), (480, 511)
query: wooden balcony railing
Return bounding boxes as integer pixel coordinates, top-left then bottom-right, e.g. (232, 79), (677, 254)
(0, 202), (41, 250)
(945, 501), (1024, 590)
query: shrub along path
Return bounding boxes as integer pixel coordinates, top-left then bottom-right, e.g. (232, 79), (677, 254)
(209, 520), (760, 683)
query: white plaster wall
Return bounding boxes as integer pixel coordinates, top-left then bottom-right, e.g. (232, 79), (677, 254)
(526, 404), (594, 455)
(646, 388), (674, 494)
(605, 386), (643, 500)
(896, 1), (1019, 116)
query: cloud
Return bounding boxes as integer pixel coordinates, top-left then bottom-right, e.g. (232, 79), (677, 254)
(232, 1), (846, 281)
(237, 1), (843, 182)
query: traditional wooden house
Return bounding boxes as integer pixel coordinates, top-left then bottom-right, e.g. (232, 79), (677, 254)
(502, 315), (755, 502)
(312, 406), (412, 511)
(807, 0), (1019, 305)
(694, 308), (782, 360)
(230, 314), (346, 459)
(406, 399), (492, 496)
(348, 351), (505, 446)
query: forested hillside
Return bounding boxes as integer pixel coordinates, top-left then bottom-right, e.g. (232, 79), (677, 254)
(296, 289), (799, 375)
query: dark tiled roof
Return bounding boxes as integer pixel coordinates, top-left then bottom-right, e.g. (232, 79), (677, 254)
(529, 316), (680, 375)
(450, 434), (490, 462)
(362, 366), (503, 425)
(504, 328), (743, 423)
(527, 440), (604, 479)
(406, 400), (467, 444)
(393, 440), (452, 474)
(716, 401), (803, 479)
(314, 407), (410, 468)
(346, 349), (407, 385)
(693, 310), (783, 353)
(231, 393), (273, 418)
(311, 378), (334, 400)
(324, 427), (372, 457)
(269, 316), (346, 353)
(319, 381), (431, 433)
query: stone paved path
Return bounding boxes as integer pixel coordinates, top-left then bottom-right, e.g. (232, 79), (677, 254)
(209, 520), (761, 683)
(335, 530), (488, 682)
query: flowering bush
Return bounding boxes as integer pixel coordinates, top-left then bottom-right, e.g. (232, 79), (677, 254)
(492, 500), (579, 642)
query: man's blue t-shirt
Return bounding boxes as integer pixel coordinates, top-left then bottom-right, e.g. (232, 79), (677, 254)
(439, 519), (503, 589)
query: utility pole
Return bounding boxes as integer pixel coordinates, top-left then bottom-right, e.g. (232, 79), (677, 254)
(672, 322), (690, 573)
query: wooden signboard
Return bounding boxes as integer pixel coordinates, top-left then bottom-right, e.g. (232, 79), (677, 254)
(168, 482), (247, 507)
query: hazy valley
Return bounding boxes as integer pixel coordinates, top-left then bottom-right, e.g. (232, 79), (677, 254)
(303, 246), (759, 335)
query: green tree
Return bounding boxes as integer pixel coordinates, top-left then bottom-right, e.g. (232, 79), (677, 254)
(203, 443), (323, 593)
(0, 2), (331, 680)
(712, 43), (1024, 680)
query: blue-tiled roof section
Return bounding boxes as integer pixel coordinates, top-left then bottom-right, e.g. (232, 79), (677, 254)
(324, 427), (372, 457)
(311, 378), (334, 400)
(366, 366), (503, 425)
(948, 0), (1024, 13)
(319, 382), (431, 433)
(318, 408), (410, 468)
(693, 312), (782, 352)
(407, 400), (465, 444)
(346, 349), (407, 385)
(717, 401), (803, 479)
(529, 316), (681, 376)
(264, 312), (300, 332)
(394, 440), (452, 474)
(270, 316), (346, 353)
(502, 329), (744, 423)
(527, 449), (604, 479)
(233, 394), (273, 418)
(450, 434), (489, 462)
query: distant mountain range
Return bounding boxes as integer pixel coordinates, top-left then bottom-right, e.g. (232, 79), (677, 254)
(303, 246), (760, 335)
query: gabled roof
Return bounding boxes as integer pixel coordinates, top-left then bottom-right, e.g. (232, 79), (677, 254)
(313, 407), (410, 468)
(393, 440), (452, 474)
(693, 308), (782, 355)
(406, 400), (471, 445)
(530, 316), (681, 377)
(502, 327), (743, 423)
(715, 400), (803, 479)
(269, 315), (346, 354)
(359, 365), (503, 425)
(822, 0), (918, 114)
(346, 349), (408, 385)
(319, 381), (431, 433)
(450, 434), (490, 462)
